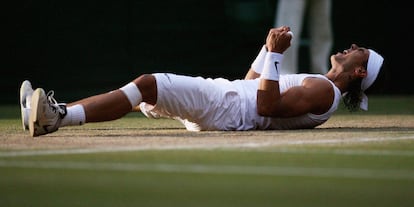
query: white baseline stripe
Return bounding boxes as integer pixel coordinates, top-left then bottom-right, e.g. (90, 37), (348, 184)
(1, 135), (414, 157)
(1, 160), (414, 180)
(255, 148), (414, 156)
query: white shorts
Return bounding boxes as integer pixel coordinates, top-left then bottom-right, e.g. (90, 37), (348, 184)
(139, 73), (243, 131)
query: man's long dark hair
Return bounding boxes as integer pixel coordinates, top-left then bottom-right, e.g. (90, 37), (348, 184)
(342, 78), (363, 112)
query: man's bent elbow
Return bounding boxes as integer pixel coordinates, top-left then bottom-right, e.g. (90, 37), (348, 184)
(257, 105), (277, 117)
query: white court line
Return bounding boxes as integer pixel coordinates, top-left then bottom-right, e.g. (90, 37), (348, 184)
(1, 160), (414, 180)
(1, 135), (414, 157)
(254, 148), (414, 157)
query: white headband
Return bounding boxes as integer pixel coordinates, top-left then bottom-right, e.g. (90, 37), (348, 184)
(360, 49), (384, 110)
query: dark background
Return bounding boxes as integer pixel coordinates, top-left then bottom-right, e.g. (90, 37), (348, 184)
(3, 0), (412, 104)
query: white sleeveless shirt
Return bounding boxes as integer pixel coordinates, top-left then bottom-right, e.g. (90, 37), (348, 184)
(231, 74), (342, 130)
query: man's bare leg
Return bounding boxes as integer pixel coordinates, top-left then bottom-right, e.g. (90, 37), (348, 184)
(28, 74), (157, 137)
(68, 74), (157, 123)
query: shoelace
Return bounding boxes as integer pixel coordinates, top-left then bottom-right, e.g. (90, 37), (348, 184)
(46, 90), (67, 115)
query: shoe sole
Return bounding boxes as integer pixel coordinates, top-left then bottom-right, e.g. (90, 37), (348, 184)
(20, 80), (32, 131)
(29, 88), (44, 137)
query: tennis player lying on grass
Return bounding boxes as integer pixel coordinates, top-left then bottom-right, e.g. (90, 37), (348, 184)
(20, 26), (384, 137)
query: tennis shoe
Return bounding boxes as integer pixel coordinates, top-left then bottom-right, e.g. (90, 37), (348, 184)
(20, 80), (34, 130)
(29, 88), (67, 137)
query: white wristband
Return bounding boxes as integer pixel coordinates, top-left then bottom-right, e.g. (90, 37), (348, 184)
(251, 45), (267, 74)
(260, 52), (283, 81)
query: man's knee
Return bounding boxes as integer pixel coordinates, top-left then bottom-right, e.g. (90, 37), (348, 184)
(133, 74), (157, 105)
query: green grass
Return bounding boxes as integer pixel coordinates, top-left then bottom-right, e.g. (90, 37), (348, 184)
(2, 147), (414, 207)
(1, 95), (414, 207)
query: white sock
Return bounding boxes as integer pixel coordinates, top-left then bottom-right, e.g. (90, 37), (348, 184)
(120, 82), (142, 108)
(60, 104), (86, 127)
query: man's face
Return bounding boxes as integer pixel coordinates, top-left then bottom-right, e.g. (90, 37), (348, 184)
(331, 44), (369, 72)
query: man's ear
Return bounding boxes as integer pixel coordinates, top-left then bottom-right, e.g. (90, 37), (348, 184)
(355, 66), (367, 78)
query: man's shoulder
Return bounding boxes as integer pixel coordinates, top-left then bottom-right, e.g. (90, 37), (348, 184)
(302, 76), (336, 115)
(302, 75), (332, 90)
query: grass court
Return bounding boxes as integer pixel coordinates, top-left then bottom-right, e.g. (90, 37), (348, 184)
(1, 96), (414, 207)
